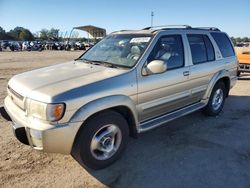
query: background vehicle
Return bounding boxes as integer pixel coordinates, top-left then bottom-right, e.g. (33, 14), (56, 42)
(235, 46), (250, 75)
(1, 40), (10, 49)
(3, 25), (237, 169)
(9, 41), (21, 51)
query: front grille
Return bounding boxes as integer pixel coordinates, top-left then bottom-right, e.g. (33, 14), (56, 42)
(7, 85), (25, 110)
(239, 64), (250, 71)
(8, 85), (24, 101)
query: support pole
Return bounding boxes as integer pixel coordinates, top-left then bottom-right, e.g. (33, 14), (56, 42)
(151, 11), (154, 27)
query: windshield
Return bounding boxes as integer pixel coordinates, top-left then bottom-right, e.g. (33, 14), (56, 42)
(80, 34), (153, 68)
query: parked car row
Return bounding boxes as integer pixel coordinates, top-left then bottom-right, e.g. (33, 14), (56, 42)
(0, 40), (92, 52)
(235, 42), (250, 47)
(44, 41), (87, 51)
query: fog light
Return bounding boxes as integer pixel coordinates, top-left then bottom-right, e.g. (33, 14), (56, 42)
(30, 129), (43, 149)
(30, 129), (42, 139)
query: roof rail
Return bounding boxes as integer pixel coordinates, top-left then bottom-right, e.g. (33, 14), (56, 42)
(142, 25), (192, 30)
(142, 25), (221, 32)
(194, 27), (220, 31)
(111, 29), (135, 34)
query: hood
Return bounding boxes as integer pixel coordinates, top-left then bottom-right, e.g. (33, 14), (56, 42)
(8, 61), (127, 102)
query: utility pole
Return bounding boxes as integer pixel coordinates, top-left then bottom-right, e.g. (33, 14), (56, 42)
(151, 11), (154, 27)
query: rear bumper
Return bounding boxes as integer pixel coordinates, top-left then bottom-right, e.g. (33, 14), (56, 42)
(238, 63), (250, 72)
(3, 96), (82, 154)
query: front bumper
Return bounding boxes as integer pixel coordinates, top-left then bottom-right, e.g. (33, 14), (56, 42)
(4, 96), (82, 154)
(1, 107), (29, 145)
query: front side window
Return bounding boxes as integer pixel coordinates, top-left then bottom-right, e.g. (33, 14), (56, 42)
(148, 35), (184, 70)
(80, 34), (153, 68)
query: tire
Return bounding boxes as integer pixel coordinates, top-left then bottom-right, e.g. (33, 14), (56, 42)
(203, 81), (226, 116)
(71, 110), (129, 170)
(237, 71), (241, 77)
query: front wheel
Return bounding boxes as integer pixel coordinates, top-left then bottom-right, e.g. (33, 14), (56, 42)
(71, 110), (129, 170)
(203, 82), (226, 116)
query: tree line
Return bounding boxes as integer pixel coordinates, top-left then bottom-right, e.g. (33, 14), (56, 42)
(1, 26), (250, 44)
(231, 37), (250, 45)
(0, 27), (34, 41)
(0, 26), (60, 41)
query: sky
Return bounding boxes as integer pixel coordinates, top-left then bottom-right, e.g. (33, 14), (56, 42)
(0, 0), (250, 38)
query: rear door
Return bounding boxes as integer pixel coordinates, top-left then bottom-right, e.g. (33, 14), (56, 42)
(187, 33), (223, 102)
(187, 32), (237, 102)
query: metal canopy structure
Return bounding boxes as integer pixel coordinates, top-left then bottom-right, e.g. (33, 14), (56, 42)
(74, 25), (106, 38)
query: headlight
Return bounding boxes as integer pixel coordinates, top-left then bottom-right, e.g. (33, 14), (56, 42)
(29, 100), (47, 120)
(28, 99), (65, 121)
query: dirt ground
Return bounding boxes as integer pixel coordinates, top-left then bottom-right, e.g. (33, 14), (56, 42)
(0, 51), (250, 188)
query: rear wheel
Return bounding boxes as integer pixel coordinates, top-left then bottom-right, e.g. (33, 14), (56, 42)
(71, 110), (129, 170)
(203, 82), (226, 116)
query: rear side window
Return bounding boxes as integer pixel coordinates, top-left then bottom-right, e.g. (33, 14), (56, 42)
(203, 35), (215, 61)
(211, 32), (235, 58)
(187, 34), (215, 64)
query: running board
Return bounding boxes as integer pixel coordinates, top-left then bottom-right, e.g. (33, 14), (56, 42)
(138, 102), (206, 133)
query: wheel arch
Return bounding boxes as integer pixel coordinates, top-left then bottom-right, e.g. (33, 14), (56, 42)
(70, 95), (139, 138)
(219, 77), (230, 97)
(203, 70), (231, 100)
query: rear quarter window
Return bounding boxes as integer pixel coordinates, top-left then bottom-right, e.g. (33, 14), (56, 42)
(211, 32), (235, 58)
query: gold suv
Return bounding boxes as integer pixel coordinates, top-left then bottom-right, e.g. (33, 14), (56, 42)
(3, 25), (237, 169)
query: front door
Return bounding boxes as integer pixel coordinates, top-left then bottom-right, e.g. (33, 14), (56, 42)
(137, 34), (192, 122)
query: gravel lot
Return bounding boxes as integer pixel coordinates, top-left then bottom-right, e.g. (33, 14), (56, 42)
(0, 51), (250, 188)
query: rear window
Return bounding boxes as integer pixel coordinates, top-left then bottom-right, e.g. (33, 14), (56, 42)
(211, 32), (235, 58)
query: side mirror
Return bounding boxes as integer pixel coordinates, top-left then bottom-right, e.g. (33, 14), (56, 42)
(143, 60), (167, 75)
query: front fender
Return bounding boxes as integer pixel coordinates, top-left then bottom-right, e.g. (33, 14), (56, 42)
(69, 95), (138, 125)
(202, 69), (230, 101)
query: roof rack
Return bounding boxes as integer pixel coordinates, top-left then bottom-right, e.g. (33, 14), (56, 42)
(142, 25), (221, 32)
(194, 27), (220, 31)
(143, 25), (192, 30)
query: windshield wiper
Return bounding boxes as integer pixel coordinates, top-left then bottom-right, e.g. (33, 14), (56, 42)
(76, 58), (127, 69)
(75, 58), (94, 65)
(88, 60), (120, 68)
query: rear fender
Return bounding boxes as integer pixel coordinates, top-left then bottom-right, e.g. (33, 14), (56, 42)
(202, 70), (230, 101)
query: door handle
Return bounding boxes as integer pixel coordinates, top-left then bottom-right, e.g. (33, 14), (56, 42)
(183, 71), (190, 76)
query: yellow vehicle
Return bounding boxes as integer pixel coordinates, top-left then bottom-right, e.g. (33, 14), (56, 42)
(235, 46), (250, 76)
